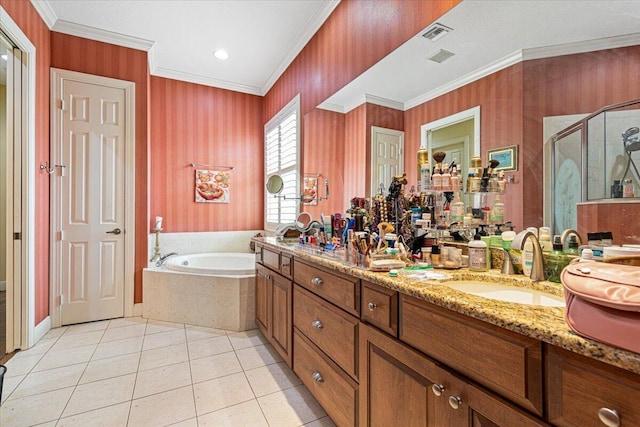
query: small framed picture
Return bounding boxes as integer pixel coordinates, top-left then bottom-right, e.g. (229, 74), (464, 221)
(487, 145), (518, 172)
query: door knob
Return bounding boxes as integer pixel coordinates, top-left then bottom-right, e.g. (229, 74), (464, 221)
(448, 395), (463, 410)
(106, 228), (122, 235)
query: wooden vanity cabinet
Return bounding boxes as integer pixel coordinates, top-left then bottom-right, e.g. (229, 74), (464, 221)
(361, 281), (398, 337)
(546, 345), (640, 427)
(360, 324), (549, 427)
(255, 246), (292, 367)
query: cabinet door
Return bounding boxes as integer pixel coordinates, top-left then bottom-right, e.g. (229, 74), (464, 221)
(255, 264), (271, 335)
(271, 272), (292, 366)
(359, 324), (454, 427)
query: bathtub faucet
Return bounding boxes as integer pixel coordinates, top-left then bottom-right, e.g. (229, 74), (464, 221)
(156, 252), (178, 267)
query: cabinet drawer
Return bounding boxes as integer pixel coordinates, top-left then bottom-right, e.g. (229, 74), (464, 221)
(260, 246), (280, 272)
(361, 281), (398, 337)
(280, 254), (293, 279)
(294, 260), (360, 316)
(294, 329), (358, 427)
(546, 345), (640, 427)
(400, 294), (543, 416)
(294, 285), (359, 379)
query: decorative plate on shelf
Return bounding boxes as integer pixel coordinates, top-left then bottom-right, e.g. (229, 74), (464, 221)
(554, 159), (580, 232)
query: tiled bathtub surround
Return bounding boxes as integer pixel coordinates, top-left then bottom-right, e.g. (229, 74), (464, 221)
(0, 318), (334, 427)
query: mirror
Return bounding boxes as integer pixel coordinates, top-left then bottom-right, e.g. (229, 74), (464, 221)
(307, 1), (640, 230)
(266, 175), (284, 195)
(295, 212), (312, 232)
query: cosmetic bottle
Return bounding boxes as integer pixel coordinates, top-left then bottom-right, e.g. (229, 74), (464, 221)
(468, 233), (488, 272)
(545, 235), (570, 283)
(565, 235), (580, 256)
(450, 192), (465, 223)
(538, 227), (552, 252)
(441, 163), (451, 191)
(420, 162), (431, 192)
(490, 195), (504, 224)
(432, 165), (442, 191)
(451, 166), (460, 191)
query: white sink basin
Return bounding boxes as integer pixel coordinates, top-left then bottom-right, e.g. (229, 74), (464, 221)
(442, 281), (565, 307)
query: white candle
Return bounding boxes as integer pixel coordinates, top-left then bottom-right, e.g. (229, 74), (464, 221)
(155, 216), (163, 229)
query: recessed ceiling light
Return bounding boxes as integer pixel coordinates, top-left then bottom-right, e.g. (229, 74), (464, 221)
(1, 54), (7, 61)
(213, 49), (229, 60)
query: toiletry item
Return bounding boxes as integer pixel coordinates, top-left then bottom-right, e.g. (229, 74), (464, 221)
(417, 147), (429, 185)
(420, 163), (431, 192)
(385, 233), (397, 248)
(490, 229), (502, 248)
(611, 180), (623, 198)
(508, 248), (524, 274)
(600, 231), (613, 246)
(450, 193), (465, 223)
(441, 163), (451, 191)
(468, 234), (488, 271)
(522, 227), (537, 277)
(566, 235), (579, 255)
(421, 247), (432, 265)
(431, 245), (441, 266)
(490, 195), (504, 224)
(545, 235), (570, 283)
(579, 248), (594, 262)
(411, 207), (422, 224)
(431, 165), (442, 191)
(488, 173), (499, 193)
(451, 166), (460, 191)
(587, 232), (601, 246)
(501, 230), (515, 250)
(623, 179), (634, 198)
(497, 171), (507, 193)
(538, 227), (552, 252)
(470, 171), (481, 193)
(482, 205), (491, 225)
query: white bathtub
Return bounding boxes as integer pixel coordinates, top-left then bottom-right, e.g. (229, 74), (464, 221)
(143, 252), (256, 331)
(164, 253), (254, 276)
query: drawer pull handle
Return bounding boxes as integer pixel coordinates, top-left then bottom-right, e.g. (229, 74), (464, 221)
(311, 320), (323, 329)
(598, 408), (620, 427)
(431, 384), (445, 397)
(312, 370), (324, 383)
(311, 277), (323, 286)
(368, 302), (378, 312)
(448, 395), (462, 410)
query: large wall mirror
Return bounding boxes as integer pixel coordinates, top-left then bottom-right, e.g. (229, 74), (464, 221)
(306, 0), (640, 231)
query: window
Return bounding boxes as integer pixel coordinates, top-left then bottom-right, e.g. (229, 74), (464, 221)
(265, 95), (300, 231)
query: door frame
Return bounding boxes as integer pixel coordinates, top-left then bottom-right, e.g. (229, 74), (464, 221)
(49, 68), (136, 328)
(1, 6), (36, 351)
(370, 126), (405, 196)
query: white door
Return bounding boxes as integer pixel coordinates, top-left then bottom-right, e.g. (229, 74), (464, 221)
(57, 79), (127, 325)
(371, 126), (404, 195)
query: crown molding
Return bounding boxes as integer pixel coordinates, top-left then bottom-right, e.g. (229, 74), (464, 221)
(261, 0), (340, 95)
(316, 101), (345, 113)
(29, 0), (57, 29)
(404, 51), (523, 111)
(523, 32), (640, 61)
(52, 19), (154, 51)
(152, 66), (263, 96)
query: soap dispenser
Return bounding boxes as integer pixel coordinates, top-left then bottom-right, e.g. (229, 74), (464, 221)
(545, 235), (570, 283)
(468, 232), (488, 272)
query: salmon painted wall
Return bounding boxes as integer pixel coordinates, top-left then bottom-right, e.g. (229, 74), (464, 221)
(405, 64), (525, 229)
(50, 33), (149, 302)
(302, 108), (345, 216)
(577, 202), (640, 246)
(264, 0), (461, 120)
(149, 77), (264, 234)
(1, 0), (51, 324)
(344, 104), (367, 202)
(523, 46), (640, 228)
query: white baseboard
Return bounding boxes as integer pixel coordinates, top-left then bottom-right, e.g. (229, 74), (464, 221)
(33, 316), (52, 346)
(133, 303), (143, 317)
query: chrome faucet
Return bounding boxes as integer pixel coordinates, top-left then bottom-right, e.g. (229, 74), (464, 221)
(511, 231), (545, 281)
(156, 252), (178, 267)
(560, 229), (582, 247)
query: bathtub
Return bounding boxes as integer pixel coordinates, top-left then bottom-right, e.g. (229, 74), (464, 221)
(142, 252), (256, 332)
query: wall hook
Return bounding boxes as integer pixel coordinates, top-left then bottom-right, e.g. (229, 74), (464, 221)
(40, 162), (54, 174)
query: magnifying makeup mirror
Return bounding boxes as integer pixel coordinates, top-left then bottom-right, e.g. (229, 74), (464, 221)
(295, 212), (312, 232)
(266, 175), (284, 194)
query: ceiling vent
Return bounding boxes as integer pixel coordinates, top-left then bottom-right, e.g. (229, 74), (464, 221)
(422, 23), (453, 42)
(427, 49), (455, 64)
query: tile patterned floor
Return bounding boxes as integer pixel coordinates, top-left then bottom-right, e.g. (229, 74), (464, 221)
(0, 318), (336, 427)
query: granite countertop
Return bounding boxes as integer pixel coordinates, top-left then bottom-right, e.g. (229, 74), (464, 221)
(256, 237), (640, 375)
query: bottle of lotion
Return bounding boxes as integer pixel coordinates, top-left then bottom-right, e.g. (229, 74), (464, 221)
(468, 233), (488, 272)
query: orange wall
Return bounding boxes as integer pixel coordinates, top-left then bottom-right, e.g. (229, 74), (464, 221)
(50, 33), (149, 302)
(1, 0), (51, 324)
(149, 77), (264, 233)
(344, 104), (367, 200)
(265, 0), (461, 120)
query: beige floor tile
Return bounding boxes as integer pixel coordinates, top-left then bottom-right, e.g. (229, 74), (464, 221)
(19, 337), (57, 356)
(4, 352), (44, 377)
(228, 329), (267, 350)
(10, 363), (85, 399)
(56, 401), (131, 427)
(245, 361), (302, 397)
(145, 319), (185, 335)
(64, 320), (110, 335)
(133, 361), (192, 399)
(43, 327), (67, 339)
(139, 342), (188, 371)
(187, 335), (233, 360)
(92, 335), (144, 360)
(258, 384), (327, 427)
(0, 374), (25, 403)
(193, 372), (255, 415)
(303, 416), (337, 427)
(185, 325), (228, 342)
(197, 399), (269, 427)
(190, 351), (242, 384)
(168, 418), (198, 427)
(235, 343), (283, 371)
(143, 329), (186, 351)
(128, 385), (196, 427)
(108, 316), (147, 329)
(32, 344), (96, 372)
(0, 386), (74, 427)
(62, 373), (136, 417)
(79, 352), (140, 384)
(50, 330), (104, 351)
(100, 323), (147, 343)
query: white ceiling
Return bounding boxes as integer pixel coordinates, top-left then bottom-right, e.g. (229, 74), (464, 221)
(321, 0), (640, 112)
(31, 0), (339, 95)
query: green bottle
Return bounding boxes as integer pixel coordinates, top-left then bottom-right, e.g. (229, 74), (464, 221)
(545, 235), (570, 283)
